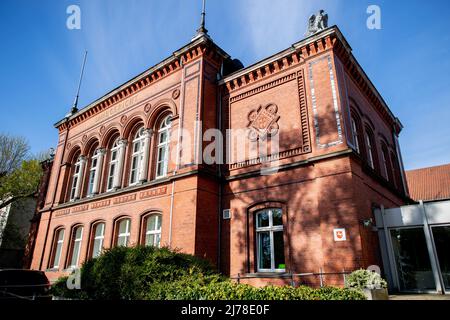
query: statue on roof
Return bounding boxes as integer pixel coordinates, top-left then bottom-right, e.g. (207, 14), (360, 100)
(306, 10), (328, 37)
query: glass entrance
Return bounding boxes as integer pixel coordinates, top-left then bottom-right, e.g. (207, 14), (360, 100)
(432, 226), (450, 292)
(390, 228), (436, 292)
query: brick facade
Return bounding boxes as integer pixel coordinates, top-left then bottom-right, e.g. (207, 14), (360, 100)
(30, 26), (410, 286)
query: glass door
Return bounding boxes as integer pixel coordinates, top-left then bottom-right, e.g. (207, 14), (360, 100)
(431, 225), (450, 293)
(390, 228), (436, 292)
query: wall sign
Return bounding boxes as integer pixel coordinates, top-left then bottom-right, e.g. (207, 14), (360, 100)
(334, 228), (347, 242)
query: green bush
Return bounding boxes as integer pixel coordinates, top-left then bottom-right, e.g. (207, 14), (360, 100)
(146, 275), (365, 300)
(345, 269), (387, 290)
(51, 246), (366, 300)
(51, 246), (216, 300)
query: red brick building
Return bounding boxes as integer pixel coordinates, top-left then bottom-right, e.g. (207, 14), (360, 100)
(29, 17), (410, 286)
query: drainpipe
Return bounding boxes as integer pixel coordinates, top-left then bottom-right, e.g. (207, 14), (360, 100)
(217, 61), (224, 271)
(169, 56), (186, 247)
(39, 118), (70, 270)
(392, 126), (409, 198)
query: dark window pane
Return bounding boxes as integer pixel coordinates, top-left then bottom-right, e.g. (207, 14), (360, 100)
(272, 209), (283, 226)
(432, 226), (450, 290)
(390, 228), (436, 291)
(257, 211), (269, 228)
(273, 231), (285, 270)
(258, 232), (271, 270)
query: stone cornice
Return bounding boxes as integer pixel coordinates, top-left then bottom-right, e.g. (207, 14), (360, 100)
(219, 26), (402, 134)
(55, 36), (230, 131)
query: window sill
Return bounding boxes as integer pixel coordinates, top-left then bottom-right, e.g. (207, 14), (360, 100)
(235, 272), (291, 279)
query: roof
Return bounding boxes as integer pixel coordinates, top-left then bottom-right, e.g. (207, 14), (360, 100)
(406, 164), (450, 201)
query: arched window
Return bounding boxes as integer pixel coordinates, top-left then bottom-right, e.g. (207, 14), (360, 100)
(87, 149), (101, 196)
(50, 228), (64, 269)
(90, 222), (105, 258)
(143, 214), (162, 247)
(68, 225), (84, 268)
(129, 127), (145, 185)
(255, 209), (285, 272)
(69, 156), (83, 201)
(107, 139), (120, 191)
(156, 116), (171, 178)
(116, 218), (131, 247)
(365, 131), (375, 169)
(350, 116), (360, 154)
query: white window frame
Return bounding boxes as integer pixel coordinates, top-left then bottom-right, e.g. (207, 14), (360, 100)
(87, 150), (101, 196)
(155, 116), (171, 179)
(365, 132), (375, 169)
(107, 139), (120, 191)
(351, 117), (360, 154)
(52, 229), (65, 269)
(382, 148), (390, 181)
(255, 209), (285, 273)
(91, 223), (105, 258)
(69, 156), (82, 201)
(129, 127), (145, 186)
(145, 215), (162, 247)
(117, 219), (131, 247)
(69, 226), (83, 269)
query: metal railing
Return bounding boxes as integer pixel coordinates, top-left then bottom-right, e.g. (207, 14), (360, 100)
(231, 269), (353, 287)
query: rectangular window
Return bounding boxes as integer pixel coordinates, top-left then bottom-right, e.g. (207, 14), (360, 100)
(52, 229), (64, 268)
(92, 223), (105, 258)
(351, 118), (360, 153)
(145, 215), (162, 247)
(69, 227), (83, 268)
(256, 209), (285, 272)
(365, 134), (374, 169)
(117, 219), (130, 247)
(107, 161), (116, 191)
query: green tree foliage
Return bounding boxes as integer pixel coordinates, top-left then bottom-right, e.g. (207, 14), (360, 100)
(0, 133), (44, 210)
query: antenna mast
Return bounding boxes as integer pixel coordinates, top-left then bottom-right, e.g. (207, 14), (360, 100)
(70, 50), (88, 115)
(193, 0), (208, 40)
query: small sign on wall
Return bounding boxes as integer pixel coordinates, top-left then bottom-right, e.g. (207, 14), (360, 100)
(333, 228), (347, 242)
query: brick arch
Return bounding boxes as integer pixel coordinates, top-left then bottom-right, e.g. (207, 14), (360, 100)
(100, 124), (121, 149)
(362, 117), (376, 132)
(146, 98), (177, 130)
(247, 200), (287, 214)
(348, 97), (364, 118)
(122, 113), (146, 140)
(82, 135), (100, 156)
(64, 144), (82, 164)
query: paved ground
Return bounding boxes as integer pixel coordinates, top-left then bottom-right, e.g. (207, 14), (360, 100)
(389, 294), (450, 300)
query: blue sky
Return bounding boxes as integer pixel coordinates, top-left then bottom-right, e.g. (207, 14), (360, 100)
(0, 0), (449, 170)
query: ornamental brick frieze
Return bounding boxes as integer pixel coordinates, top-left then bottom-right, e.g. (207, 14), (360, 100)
(91, 199), (111, 209)
(71, 204), (89, 213)
(112, 193), (137, 205)
(247, 104), (280, 141)
(139, 186), (168, 199)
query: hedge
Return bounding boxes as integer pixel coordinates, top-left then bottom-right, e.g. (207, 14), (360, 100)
(51, 246), (365, 300)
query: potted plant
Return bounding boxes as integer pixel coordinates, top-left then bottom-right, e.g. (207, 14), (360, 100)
(345, 269), (389, 300)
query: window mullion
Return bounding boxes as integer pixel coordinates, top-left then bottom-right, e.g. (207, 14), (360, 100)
(270, 230), (275, 271)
